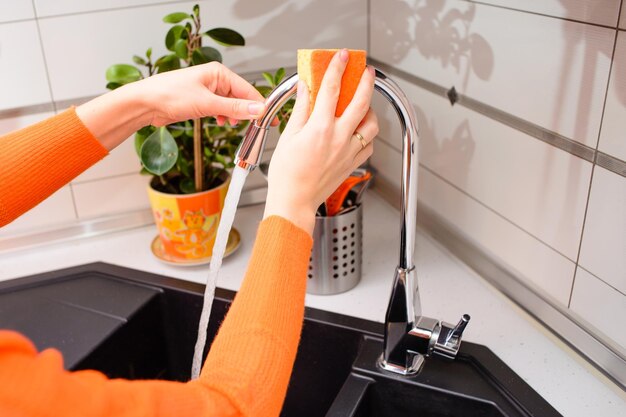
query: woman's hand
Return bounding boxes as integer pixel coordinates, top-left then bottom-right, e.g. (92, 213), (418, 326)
(264, 49), (378, 235)
(77, 62), (265, 150)
(136, 62), (265, 127)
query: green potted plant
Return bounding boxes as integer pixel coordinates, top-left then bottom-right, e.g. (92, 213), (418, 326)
(105, 4), (292, 264)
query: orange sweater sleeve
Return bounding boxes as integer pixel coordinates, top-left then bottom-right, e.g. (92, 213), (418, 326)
(0, 107), (108, 227)
(0, 216), (313, 417)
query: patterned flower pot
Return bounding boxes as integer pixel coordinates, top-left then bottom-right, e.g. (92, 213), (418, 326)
(147, 176), (230, 262)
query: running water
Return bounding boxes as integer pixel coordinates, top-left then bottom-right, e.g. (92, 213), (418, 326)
(191, 165), (249, 379)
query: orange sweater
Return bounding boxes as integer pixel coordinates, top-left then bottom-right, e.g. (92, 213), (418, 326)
(0, 109), (313, 417)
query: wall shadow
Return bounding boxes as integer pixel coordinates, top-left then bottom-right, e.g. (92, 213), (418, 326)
(373, 0), (494, 90)
(232, 0), (366, 65)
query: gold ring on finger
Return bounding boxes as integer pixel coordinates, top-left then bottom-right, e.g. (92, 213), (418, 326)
(353, 131), (367, 150)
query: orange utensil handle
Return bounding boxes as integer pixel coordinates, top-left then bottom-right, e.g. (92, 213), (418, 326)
(325, 171), (372, 216)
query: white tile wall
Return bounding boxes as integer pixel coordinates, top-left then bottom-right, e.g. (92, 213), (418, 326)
(0, 20), (52, 111)
(371, 140), (576, 305)
(371, 0), (614, 147)
(37, 0), (366, 102)
(598, 31), (626, 162)
(0, 2), (35, 23)
(33, 0), (187, 17)
(468, 0), (620, 27)
(0, 0), (367, 241)
(0, 111), (55, 135)
(372, 78), (592, 261)
(0, 187), (76, 236)
(72, 173), (151, 219)
(578, 167), (626, 294)
(570, 267), (626, 351)
(621, 1), (626, 29)
(74, 135), (140, 182)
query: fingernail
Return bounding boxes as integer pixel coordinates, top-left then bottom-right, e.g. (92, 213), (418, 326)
(248, 102), (264, 115)
(368, 65), (375, 76)
(340, 49), (349, 62)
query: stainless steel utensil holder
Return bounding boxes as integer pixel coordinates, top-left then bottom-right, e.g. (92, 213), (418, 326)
(307, 204), (362, 295)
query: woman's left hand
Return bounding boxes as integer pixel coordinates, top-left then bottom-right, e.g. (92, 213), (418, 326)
(77, 62), (266, 150)
(134, 62), (266, 127)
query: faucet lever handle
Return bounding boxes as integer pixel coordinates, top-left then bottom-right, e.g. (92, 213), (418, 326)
(446, 314), (470, 344)
(432, 313), (471, 360)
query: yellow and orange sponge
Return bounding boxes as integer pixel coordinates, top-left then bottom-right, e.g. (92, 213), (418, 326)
(297, 49), (367, 117)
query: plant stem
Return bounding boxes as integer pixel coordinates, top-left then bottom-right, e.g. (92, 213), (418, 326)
(193, 118), (203, 192)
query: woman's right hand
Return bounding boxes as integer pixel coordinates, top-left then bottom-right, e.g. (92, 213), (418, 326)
(264, 49), (379, 235)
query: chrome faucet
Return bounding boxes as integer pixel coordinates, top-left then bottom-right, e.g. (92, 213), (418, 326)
(235, 68), (470, 375)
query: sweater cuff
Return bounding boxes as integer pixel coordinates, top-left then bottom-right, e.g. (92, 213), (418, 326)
(259, 215), (314, 248)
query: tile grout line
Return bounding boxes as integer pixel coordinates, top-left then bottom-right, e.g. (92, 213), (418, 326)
(369, 58), (626, 179)
(461, 0), (619, 30)
(67, 183), (80, 220)
(578, 264), (626, 298)
(31, 0), (57, 114)
(26, 0), (190, 22)
(375, 136), (579, 265)
(31, 0), (82, 220)
(568, 6), (623, 307)
(72, 171), (143, 186)
(0, 67), (289, 121)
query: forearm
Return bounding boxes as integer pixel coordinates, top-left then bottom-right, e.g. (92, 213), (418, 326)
(76, 83), (152, 151)
(0, 109), (108, 227)
(198, 216), (313, 417)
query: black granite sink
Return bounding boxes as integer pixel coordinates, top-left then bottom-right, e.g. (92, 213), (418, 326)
(0, 263), (561, 416)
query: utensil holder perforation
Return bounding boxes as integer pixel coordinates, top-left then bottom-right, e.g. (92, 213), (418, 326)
(307, 204), (362, 295)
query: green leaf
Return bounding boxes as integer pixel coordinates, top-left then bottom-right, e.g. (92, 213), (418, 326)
(132, 55), (147, 65)
(140, 127), (178, 175)
(274, 67), (285, 85)
(180, 178), (196, 194)
(205, 28), (245, 46)
(255, 85), (272, 98)
(105, 64), (142, 84)
(146, 48), (152, 59)
(191, 46), (222, 65)
(105, 82), (122, 90)
(165, 25), (185, 50)
(193, 4), (200, 17)
(155, 54), (181, 73)
(176, 153), (193, 177)
(134, 126), (155, 156)
(262, 72), (274, 86)
(163, 12), (190, 24)
(173, 39), (188, 60)
(213, 152), (227, 166)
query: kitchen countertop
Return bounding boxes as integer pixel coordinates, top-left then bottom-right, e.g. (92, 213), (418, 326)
(1, 192), (624, 416)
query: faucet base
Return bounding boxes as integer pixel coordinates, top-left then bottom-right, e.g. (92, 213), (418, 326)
(377, 353), (425, 376)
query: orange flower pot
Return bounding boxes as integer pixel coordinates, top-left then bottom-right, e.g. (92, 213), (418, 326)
(148, 177), (230, 261)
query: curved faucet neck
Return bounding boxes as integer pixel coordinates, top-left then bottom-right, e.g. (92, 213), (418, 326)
(234, 69), (473, 376)
(235, 70), (420, 276)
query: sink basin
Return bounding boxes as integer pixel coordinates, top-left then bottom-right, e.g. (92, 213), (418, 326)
(0, 263), (561, 416)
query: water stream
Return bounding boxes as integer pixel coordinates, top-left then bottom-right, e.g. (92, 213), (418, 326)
(191, 165), (249, 379)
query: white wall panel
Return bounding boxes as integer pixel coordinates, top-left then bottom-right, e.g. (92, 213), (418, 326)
(0, 21), (52, 110)
(371, 0), (613, 147)
(598, 31), (626, 162)
(578, 167), (626, 294)
(372, 78), (592, 260)
(470, 0), (620, 26)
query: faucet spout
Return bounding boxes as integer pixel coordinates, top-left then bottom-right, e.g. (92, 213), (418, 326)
(235, 73), (299, 171)
(235, 68), (470, 377)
